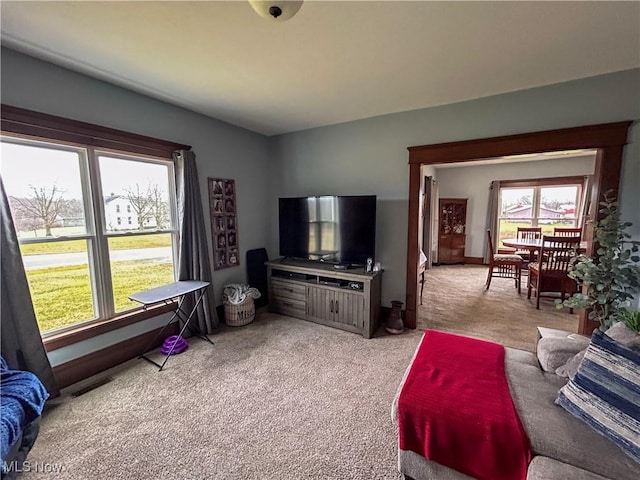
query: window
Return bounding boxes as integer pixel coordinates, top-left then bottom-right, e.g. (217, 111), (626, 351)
(497, 179), (582, 247)
(307, 196), (339, 261)
(1, 138), (178, 335)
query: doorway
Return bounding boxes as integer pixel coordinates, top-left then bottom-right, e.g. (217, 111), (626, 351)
(405, 122), (632, 335)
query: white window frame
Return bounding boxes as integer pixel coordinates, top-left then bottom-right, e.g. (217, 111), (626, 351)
(2, 136), (179, 335)
(498, 182), (582, 229)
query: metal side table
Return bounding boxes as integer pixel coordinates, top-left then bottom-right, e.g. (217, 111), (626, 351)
(129, 280), (214, 371)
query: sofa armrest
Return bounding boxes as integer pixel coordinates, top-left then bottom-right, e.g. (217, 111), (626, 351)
(535, 327), (590, 373)
(527, 457), (613, 480)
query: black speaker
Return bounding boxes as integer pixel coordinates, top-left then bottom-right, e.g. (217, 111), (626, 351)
(246, 248), (269, 308)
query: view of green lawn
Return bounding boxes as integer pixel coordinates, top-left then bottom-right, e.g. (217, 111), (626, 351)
(497, 220), (575, 246)
(27, 260), (174, 333)
(18, 226), (175, 332)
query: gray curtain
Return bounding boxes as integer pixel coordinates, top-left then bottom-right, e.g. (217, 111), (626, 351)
(173, 150), (218, 334)
(484, 180), (501, 264)
(0, 176), (59, 397)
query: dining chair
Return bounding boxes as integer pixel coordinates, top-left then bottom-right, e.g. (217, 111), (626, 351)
(485, 230), (523, 293)
(515, 227), (542, 265)
(553, 227), (582, 238)
(527, 235), (581, 310)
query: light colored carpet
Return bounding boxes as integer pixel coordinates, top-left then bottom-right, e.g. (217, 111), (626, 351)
(26, 314), (424, 480)
(418, 264), (578, 352)
(26, 265), (576, 478)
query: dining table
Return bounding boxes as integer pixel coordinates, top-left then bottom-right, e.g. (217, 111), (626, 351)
(502, 238), (587, 252)
(502, 238), (587, 269)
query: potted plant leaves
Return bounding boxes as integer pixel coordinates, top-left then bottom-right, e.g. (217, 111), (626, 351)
(557, 192), (640, 330)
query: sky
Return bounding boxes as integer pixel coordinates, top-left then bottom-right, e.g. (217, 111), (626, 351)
(500, 186), (578, 207)
(1, 142), (171, 200)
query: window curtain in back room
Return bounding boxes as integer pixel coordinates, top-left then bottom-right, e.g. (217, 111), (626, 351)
(0, 175), (59, 397)
(173, 150), (218, 334)
(484, 181), (501, 264)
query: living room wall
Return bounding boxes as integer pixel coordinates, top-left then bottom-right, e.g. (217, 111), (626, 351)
(271, 68), (640, 308)
(1, 48), (272, 365)
(435, 154), (596, 258)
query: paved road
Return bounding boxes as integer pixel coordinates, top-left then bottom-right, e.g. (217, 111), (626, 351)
(23, 247), (172, 270)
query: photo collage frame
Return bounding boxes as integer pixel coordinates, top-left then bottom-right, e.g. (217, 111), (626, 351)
(208, 178), (239, 270)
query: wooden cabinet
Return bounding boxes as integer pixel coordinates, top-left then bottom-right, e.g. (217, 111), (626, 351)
(266, 260), (382, 338)
(307, 286), (365, 330)
(438, 198), (467, 264)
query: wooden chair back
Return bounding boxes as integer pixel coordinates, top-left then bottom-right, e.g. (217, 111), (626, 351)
(486, 229), (496, 258)
(553, 227), (582, 238)
(517, 227), (542, 241)
(527, 235), (580, 309)
(538, 235), (581, 272)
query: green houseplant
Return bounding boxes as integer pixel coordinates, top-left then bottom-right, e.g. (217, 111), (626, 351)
(557, 192), (640, 330)
(620, 310), (640, 333)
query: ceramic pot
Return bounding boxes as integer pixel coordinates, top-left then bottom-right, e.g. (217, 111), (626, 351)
(386, 300), (404, 335)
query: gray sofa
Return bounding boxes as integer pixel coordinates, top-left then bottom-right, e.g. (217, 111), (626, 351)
(392, 328), (637, 480)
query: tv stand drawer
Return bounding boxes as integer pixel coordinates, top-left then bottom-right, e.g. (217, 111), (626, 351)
(271, 296), (307, 317)
(272, 278), (307, 301)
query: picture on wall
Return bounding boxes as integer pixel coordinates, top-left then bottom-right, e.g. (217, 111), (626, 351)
(208, 177), (239, 270)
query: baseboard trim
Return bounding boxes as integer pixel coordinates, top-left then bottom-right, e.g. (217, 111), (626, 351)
(53, 323), (179, 389)
(464, 257), (484, 265)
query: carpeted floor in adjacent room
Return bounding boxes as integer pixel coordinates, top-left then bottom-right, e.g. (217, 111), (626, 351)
(418, 264), (578, 352)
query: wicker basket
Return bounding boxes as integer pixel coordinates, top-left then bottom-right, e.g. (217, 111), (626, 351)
(224, 297), (255, 327)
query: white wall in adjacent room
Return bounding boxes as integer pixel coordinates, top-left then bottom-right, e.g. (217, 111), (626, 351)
(434, 155), (596, 259)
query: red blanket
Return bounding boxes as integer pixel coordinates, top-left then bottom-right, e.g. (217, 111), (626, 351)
(397, 330), (531, 480)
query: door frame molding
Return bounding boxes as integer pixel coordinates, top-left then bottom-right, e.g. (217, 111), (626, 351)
(405, 121), (633, 334)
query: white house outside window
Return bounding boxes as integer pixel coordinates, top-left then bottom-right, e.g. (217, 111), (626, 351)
(0, 138), (178, 335)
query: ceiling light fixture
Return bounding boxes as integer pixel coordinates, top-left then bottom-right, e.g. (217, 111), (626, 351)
(249, 1), (303, 22)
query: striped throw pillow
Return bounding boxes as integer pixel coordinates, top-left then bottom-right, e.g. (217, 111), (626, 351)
(556, 329), (640, 464)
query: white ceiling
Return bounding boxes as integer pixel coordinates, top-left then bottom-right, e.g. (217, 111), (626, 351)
(1, 1), (639, 136)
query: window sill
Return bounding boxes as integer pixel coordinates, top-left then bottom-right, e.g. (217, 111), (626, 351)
(43, 302), (175, 352)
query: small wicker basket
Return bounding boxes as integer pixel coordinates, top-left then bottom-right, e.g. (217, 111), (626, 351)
(224, 297), (255, 327)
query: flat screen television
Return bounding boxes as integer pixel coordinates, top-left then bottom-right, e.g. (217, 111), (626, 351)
(279, 195), (376, 266)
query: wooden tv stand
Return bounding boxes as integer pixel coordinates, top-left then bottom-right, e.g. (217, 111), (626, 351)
(266, 259), (382, 338)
